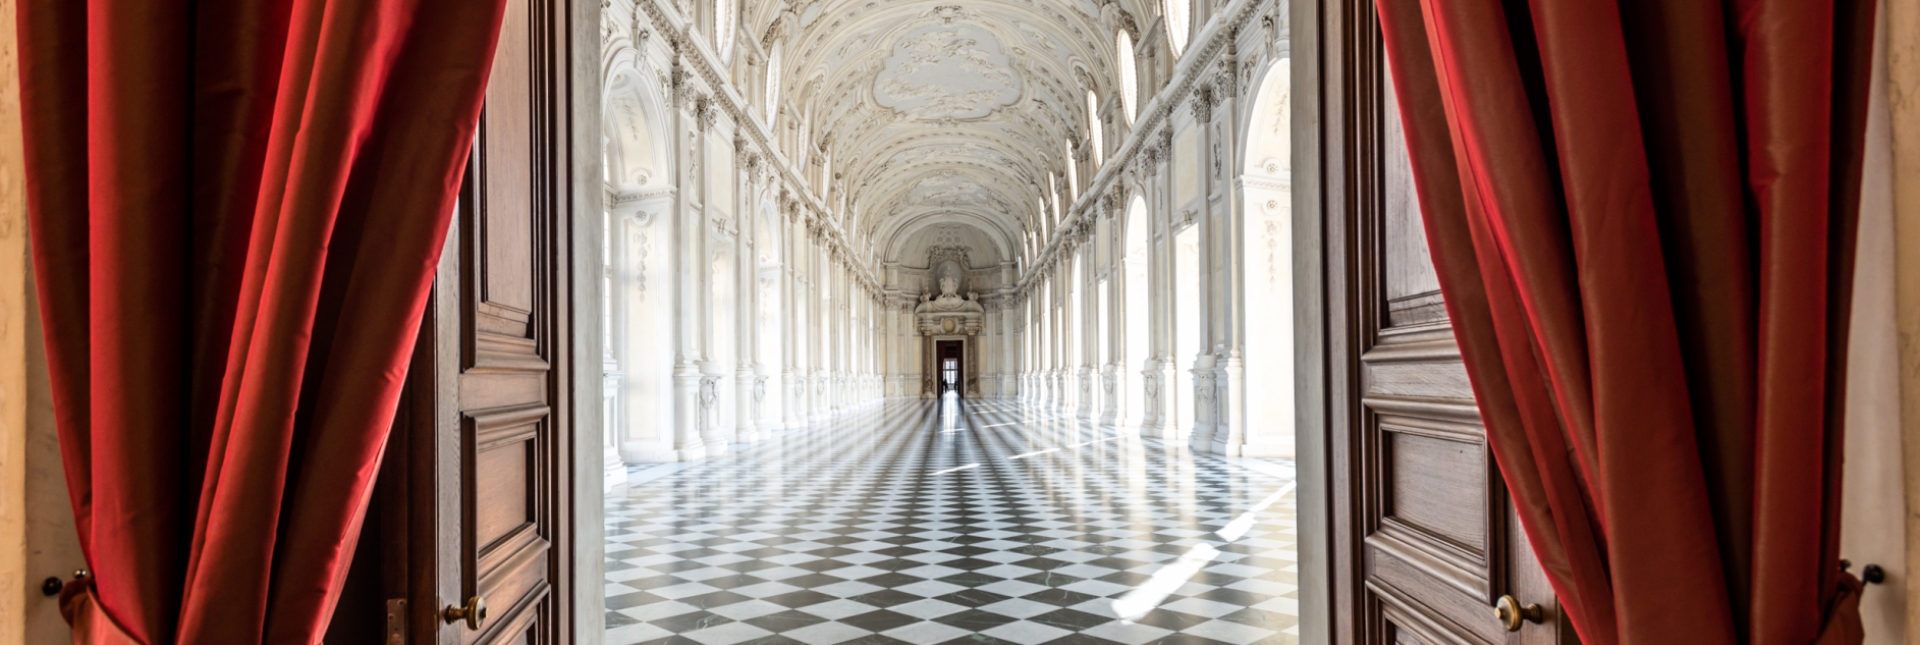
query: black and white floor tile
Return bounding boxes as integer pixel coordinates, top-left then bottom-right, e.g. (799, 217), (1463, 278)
(605, 398), (1298, 645)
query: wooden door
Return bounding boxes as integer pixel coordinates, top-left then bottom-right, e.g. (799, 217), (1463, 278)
(321, 0), (576, 641)
(1321, 3), (1572, 643)
(381, 0), (577, 641)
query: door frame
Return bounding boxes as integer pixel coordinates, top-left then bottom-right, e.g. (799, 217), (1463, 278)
(1290, 0), (1335, 641)
(553, 1), (1345, 644)
(937, 340), (965, 397)
(1306, 0), (1404, 640)
(565, 0), (607, 643)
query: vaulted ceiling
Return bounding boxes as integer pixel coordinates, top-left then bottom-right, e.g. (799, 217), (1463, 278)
(750, 0), (1155, 269)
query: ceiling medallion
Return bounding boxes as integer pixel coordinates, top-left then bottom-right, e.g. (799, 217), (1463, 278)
(874, 24), (1023, 121)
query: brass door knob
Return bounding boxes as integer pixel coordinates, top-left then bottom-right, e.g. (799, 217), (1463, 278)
(1493, 595), (1543, 632)
(444, 595), (488, 631)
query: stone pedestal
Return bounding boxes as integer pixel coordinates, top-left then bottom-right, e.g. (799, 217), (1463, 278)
(1100, 363), (1121, 426)
(1077, 367), (1096, 422)
(699, 372), (730, 457)
(673, 361), (708, 462)
(735, 366), (758, 444)
(1160, 360), (1188, 441)
(1188, 353), (1219, 451)
(1210, 350), (1246, 456)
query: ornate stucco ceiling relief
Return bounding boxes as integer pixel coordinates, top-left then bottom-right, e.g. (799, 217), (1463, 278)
(773, 0), (1145, 272)
(875, 25), (1023, 120)
(907, 173), (1015, 213)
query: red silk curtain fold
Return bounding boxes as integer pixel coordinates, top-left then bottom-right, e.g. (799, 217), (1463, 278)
(16, 0), (508, 642)
(1372, 0), (1875, 642)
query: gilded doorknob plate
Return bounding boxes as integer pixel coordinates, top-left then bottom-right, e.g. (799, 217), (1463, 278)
(1493, 595), (1543, 632)
(444, 595), (488, 631)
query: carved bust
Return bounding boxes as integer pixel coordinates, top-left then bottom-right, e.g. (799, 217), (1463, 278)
(939, 273), (959, 297)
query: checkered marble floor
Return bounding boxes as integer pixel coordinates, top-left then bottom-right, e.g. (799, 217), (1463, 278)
(605, 398), (1299, 645)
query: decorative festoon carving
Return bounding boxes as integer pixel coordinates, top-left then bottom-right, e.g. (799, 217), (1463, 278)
(1189, 84), (1216, 123)
(695, 96), (718, 130)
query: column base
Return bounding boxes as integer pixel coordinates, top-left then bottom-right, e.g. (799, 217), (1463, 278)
(603, 451), (628, 492)
(1208, 440), (1245, 457)
(622, 439), (681, 464)
(1239, 436), (1295, 459)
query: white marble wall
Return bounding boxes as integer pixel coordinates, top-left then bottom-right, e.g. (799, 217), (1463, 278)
(599, 0), (890, 474)
(998, 0), (1296, 458)
(598, 0), (1301, 475)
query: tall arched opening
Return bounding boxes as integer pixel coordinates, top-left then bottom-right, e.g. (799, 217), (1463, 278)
(755, 207), (784, 433)
(1173, 223), (1201, 441)
(1121, 196), (1149, 428)
(605, 70), (678, 466)
(1240, 62), (1295, 458)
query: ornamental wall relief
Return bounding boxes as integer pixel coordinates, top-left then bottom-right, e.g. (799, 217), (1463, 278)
(913, 262), (985, 335)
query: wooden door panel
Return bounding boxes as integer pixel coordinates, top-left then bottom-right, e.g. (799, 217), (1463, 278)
(1365, 360), (1474, 399)
(1357, 199), (1520, 643)
(1370, 540), (1508, 645)
(1386, 428), (1488, 554)
(1328, 12), (1571, 642)
(431, 0), (573, 640)
(468, 405), (547, 552)
(1380, 69), (1445, 329)
(476, 0), (536, 330)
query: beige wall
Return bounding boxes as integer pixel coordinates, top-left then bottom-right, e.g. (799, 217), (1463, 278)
(1894, 0), (1920, 637)
(22, 263), (73, 643)
(0, 0), (76, 639)
(1846, 5), (1907, 642)
(0, 0), (28, 640)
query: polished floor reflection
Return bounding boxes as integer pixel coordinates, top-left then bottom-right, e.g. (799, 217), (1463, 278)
(605, 398), (1299, 645)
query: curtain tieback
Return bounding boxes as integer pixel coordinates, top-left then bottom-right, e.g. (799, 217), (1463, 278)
(1813, 572), (1865, 645)
(58, 576), (141, 645)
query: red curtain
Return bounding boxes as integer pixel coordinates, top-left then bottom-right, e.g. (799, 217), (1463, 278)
(1373, 0), (1875, 643)
(17, 0), (508, 642)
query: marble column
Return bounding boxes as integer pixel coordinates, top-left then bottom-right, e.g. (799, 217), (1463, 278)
(733, 151), (758, 445)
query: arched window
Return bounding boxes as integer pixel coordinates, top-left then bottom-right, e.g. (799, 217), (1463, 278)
(1116, 31), (1137, 123)
(765, 41), (784, 126)
(1162, 0), (1189, 57)
(715, 0), (737, 65)
(1087, 90), (1104, 167)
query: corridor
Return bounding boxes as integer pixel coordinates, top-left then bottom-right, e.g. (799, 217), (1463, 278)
(604, 400), (1299, 645)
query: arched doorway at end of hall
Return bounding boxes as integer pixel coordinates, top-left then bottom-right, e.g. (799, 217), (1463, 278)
(937, 340), (964, 396)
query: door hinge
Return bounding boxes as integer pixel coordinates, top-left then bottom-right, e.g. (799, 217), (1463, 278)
(386, 599), (407, 645)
